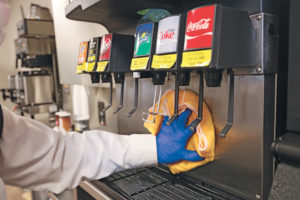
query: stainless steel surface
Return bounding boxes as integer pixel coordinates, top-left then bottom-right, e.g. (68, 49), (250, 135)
(23, 75), (53, 105)
(47, 192), (59, 200)
(23, 104), (52, 115)
(15, 74), (24, 90)
(117, 72), (275, 199)
(8, 75), (16, 89)
(79, 181), (112, 200)
(17, 19), (55, 37)
(15, 38), (54, 55)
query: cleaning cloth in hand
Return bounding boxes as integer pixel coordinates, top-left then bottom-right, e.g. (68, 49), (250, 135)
(144, 89), (215, 174)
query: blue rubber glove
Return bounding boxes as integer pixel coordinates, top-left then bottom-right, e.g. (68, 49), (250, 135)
(156, 109), (205, 164)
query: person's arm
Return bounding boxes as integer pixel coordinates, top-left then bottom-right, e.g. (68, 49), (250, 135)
(0, 105), (157, 193)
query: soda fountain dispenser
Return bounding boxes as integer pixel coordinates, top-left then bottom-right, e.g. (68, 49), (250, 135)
(96, 33), (134, 114)
(150, 14), (188, 126)
(129, 22), (158, 120)
(180, 4), (256, 137)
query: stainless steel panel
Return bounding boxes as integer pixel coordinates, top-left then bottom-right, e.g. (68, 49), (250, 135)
(79, 181), (112, 200)
(15, 38), (53, 55)
(23, 75), (53, 105)
(8, 75), (16, 89)
(23, 104), (52, 115)
(17, 19), (55, 37)
(117, 72), (275, 199)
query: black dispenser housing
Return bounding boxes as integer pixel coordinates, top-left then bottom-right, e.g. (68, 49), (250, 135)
(95, 33), (134, 113)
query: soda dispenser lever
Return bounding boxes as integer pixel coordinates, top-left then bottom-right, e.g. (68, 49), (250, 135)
(113, 73), (125, 114)
(220, 71), (234, 138)
(127, 78), (139, 117)
(102, 77), (113, 112)
(189, 71), (204, 131)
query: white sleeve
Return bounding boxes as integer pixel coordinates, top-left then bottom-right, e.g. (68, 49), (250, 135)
(0, 106), (157, 194)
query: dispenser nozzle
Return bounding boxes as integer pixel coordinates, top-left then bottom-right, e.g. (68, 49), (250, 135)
(167, 73), (180, 126)
(220, 71), (235, 138)
(142, 85), (162, 123)
(189, 71), (204, 132)
(127, 78), (139, 118)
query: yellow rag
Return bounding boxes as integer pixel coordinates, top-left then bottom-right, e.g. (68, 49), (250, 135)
(144, 89), (215, 174)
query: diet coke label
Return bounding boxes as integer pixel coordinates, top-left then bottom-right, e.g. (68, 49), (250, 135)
(99, 34), (112, 61)
(160, 29), (175, 40)
(184, 5), (215, 50)
(156, 15), (180, 54)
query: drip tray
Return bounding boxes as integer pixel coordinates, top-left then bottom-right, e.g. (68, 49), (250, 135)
(99, 166), (238, 200)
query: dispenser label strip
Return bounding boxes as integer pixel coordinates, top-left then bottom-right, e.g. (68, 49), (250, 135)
(96, 61), (108, 72)
(88, 55), (96, 62)
(130, 57), (150, 71)
(76, 63), (85, 74)
(87, 62), (96, 72)
(181, 49), (212, 68)
(151, 54), (177, 69)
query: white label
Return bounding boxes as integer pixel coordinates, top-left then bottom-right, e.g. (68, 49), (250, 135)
(156, 15), (180, 54)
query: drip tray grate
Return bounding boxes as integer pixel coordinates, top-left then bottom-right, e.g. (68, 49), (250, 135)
(100, 167), (236, 200)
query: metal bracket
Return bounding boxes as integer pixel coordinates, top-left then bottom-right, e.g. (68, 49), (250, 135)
(235, 13), (279, 75)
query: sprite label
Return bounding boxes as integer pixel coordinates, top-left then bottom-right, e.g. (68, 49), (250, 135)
(134, 23), (153, 57)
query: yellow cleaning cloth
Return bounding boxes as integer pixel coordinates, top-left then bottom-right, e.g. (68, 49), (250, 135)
(144, 89), (215, 174)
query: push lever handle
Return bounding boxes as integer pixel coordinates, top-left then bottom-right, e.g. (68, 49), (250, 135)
(127, 78), (139, 118)
(102, 78), (113, 112)
(113, 77), (124, 114)
(220, 71), (235, 138)
(167, 73), (179, 125)
(189, 71), (204, 132)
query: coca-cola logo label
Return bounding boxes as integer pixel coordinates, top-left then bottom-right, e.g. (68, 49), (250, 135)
(101, 38), (111, 54)
(184, 5), (215, 50)
(187, 18), (211, 32)
(99, 34), (112, 61)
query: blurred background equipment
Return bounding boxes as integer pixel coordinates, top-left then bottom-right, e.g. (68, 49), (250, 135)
(1, 3), (61, 119)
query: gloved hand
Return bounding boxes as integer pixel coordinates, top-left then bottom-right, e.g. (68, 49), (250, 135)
(156, 109), (204, 164)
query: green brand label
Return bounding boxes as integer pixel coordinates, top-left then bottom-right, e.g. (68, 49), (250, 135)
(134, 23), (153, 57)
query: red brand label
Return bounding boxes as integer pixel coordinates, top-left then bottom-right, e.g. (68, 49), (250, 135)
(99, 34), (112, 61)
(184, 5), (215, 50)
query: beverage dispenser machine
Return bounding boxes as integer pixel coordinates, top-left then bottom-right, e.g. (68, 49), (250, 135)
(96, 33), (134, 113)
(65, 1), (280, 199)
